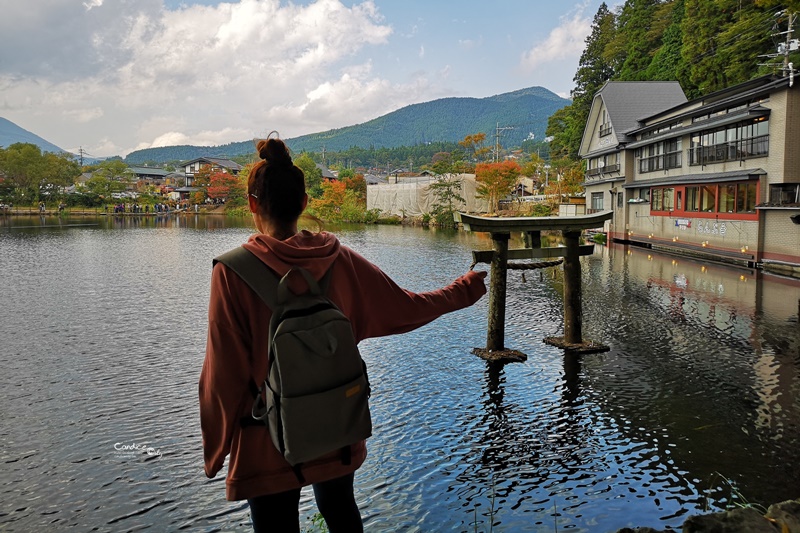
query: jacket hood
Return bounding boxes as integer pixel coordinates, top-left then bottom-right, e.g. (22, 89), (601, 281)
(242, 230), (341, 280)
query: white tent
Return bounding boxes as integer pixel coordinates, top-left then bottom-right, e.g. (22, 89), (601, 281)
(366, 174), (489, 217)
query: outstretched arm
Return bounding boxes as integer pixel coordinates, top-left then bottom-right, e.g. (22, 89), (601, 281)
(331, 248), (487, 342)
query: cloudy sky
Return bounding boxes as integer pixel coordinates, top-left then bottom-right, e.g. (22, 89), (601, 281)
(0, 0), (614, 157)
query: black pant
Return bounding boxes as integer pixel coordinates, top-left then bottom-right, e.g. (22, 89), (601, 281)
(248, 473), (363, 533)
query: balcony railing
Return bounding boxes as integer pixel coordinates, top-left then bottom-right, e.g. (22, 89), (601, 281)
(599, 123), (612, 137)
(688, 134), (769, 166)
(638, 151), (682, 173)
(585, 164), (620, 180)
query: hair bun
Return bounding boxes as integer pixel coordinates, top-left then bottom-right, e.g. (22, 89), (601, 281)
(257, 137), (292, 167)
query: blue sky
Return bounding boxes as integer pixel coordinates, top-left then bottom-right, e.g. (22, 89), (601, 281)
(0, 0), (614, 157)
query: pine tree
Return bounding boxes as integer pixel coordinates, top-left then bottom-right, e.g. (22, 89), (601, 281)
(717, 0), (777, 83)
(613, 0), (663, 80)
(679, 0), (732, 97)
(644, 0), (685, 81)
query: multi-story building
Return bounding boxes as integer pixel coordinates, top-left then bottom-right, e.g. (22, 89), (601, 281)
(580, 74), (800, 275)
(181, 157), (242, 187)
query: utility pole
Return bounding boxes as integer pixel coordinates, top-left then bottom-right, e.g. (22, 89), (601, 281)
(759, 10), (798, 77)
(321, 145), (326, 167)
(785, 11), (796, 73)
(494, 122), (513, 162)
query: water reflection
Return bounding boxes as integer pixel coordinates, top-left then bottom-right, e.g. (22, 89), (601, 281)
(0, 222), (798, 532)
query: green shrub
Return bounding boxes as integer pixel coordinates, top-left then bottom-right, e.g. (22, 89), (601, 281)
(225, 206), (250, 218)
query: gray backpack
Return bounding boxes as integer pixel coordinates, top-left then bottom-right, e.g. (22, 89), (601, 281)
(213, 247), (372, 478)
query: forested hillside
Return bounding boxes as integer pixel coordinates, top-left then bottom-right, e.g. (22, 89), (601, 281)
(124, 87), (569, 165)
(547, 0), (800, 160)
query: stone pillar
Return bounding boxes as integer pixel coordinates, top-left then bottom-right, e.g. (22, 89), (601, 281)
(524, 230), (541, 249)
(563, 230), (583, 345)
(487, 232), (510, 351)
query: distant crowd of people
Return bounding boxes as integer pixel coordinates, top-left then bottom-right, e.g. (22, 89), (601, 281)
(107, 202), (179, 214)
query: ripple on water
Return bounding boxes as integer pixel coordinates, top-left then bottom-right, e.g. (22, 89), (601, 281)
(1, 223), (799, 531)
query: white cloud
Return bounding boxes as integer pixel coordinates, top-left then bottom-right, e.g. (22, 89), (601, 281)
(458, 37), (483, 50)
(83, 0), (103, 10)
(63, 107), (104, 123)
(519, 4), (592, 71)
(0, 0), (586, 157)
(142, 126), (251, 149)
(259, 66), (440, 136)
(0, 0), (396, 155)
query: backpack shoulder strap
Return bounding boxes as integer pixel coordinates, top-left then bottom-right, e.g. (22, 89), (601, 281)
(213, 246), (278, 410)
(213, 247), (336, 306)
(213, 246), (279, 309)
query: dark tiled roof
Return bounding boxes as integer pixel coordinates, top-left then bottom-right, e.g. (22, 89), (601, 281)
(182, 157), (242, 171)
(316, 164), (336, 179)
(129, 167), (170, 177)
(599, 81), (687, 143)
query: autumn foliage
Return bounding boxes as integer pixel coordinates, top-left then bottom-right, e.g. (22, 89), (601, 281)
(475, 160), (521, 213)
(307, 176), (379, 223)
(207, 171), (245, 202)
(310, 180), (347, 220)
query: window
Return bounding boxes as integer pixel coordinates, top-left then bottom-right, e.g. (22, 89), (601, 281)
(653, 181), (758, 216)
(602, 153), (619, 173)
(618, 191), (624, 208)
(651, 187), (675, 211)
(737, 182), (757, 212)
(719, 184), (736, 213)
(638, 188), (650, 202)
(639, 139), (682, 173)
(700, 185), (716, 212)
(770, 183), (799, 205)
(686, 186), (699, 212)
(590, 192), (604, 212)
(689, 117), (770, 165)
(599, 110), (612, 137)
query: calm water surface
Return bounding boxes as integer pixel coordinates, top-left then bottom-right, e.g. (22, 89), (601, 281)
(0, 214), (798, 532)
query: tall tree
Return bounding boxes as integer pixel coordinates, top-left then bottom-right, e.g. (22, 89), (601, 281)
(0, 143), (80, 203)
(644, 0), (685, 81)
(429, 174), (466, 227)
(294, 152), (323, 198)
(475, 160), (521, 214)
(717, 0), (779, 83)
(310, 180), (347, 221)
(207, 171), (246, 206)
(679, 0), (732, 97)
(612, 0), (662, 81)
(458, 133), (491, 162)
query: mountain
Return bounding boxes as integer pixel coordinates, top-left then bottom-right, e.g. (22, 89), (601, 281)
(0, 117), (68, 155)
(124, 86), (570, 164)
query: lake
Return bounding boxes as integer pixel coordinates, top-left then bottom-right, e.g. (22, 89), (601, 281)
(0, 214), (798, 532)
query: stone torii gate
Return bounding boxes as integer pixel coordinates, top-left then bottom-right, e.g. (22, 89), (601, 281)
(455, 210), (614, 362)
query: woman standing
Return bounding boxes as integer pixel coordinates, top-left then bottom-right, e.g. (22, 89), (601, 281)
(199, 135), (487, 532)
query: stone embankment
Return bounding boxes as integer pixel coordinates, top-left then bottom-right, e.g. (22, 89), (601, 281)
(617, 498), (800, 533)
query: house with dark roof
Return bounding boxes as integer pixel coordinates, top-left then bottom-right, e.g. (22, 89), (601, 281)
(128, 166), (171, 181)
(181, 157), (242, 187)
(316, 163), (336, 180)
(579, 74), (800, 274)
